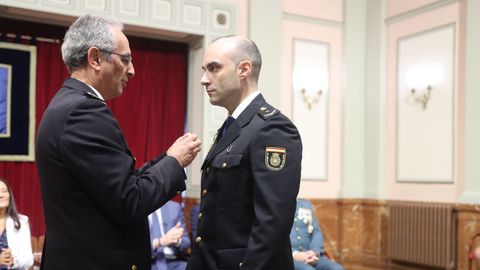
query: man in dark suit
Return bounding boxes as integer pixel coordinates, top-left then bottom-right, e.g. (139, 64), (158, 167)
(35, 15), (201, 270)
(187, 35), (303, 270)
(149, 200), (190, 270)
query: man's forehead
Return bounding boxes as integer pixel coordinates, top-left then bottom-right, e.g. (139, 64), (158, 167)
(203, 47), (224, 63)
(209, 38), (238, 51)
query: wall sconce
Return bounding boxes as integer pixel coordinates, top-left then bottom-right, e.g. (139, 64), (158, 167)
(410, 85), (432, 110)
(293, 70), (328, 110)
(292, 42), (329, 111)
(300, 88), (323, 110)
(405, 64), (442, 110)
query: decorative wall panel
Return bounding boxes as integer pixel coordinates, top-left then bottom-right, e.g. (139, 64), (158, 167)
(292, 39), (329, 181)
(182, 1), (204, 28)
(42, 0), (74, 8)
(119, 0), (141, 16)
(151, 0), (174, 22)
(396, 24), (455, 182)
(283, 0), (343, 23)
(84, 0), (106, 11)
(211, 4), (234, 32)
(0, 0), (238, 37)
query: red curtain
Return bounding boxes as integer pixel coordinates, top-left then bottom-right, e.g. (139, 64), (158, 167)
(0, 32), (187, 236)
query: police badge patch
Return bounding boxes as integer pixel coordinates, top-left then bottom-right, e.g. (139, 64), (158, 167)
(265, 147), (286, 171)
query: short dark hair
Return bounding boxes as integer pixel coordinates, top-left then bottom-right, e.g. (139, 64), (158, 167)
(211, 35), (262, 82)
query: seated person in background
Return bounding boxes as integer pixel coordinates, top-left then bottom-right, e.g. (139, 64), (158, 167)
(0, 177), (33, 270)
(149, 200), (191, 270)
(290, 199), (344, 270)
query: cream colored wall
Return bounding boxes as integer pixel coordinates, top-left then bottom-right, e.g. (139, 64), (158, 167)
(1, 0), (479, 203)
(282, 21), (343, 199)
(286, 0), (476, 203)
(387, 0), (445, 17)
(386, 1), (465, 202)
(460, 0), (480, 204)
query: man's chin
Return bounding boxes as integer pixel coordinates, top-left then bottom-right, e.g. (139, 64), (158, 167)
(209, 97), (218, 105)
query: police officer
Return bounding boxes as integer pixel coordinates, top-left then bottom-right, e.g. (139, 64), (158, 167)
(290, 199), (344, 270)
(187, 35), (303, 270)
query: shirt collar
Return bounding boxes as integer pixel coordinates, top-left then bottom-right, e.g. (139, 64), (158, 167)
(231, 90), (260, 119)
(86, 84), (105, 101)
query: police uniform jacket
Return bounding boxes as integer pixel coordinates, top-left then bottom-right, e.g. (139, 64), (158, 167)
(36, 78), (186, 270)
(187, 94), (303, 270)
(289, 199), (324, 256)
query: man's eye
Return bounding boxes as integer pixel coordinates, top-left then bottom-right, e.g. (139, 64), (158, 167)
(122, 57), (131, 65)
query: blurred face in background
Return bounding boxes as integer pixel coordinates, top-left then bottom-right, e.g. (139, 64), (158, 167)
(0, 181), (10, 211)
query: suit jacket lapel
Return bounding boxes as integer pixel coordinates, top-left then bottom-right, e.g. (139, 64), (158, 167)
(203, 95), (266, 167)
(63, 77), (105, 103)
(63, 78), (135, 163)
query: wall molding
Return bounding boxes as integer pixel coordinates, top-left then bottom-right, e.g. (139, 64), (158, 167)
(385, 0), (458, 25)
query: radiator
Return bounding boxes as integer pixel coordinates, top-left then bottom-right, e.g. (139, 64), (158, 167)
(387, 201), (457, 269)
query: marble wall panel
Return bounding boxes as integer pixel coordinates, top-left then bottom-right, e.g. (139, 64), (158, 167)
(184, 198), (479, 269)
(456, 204), (480, 270)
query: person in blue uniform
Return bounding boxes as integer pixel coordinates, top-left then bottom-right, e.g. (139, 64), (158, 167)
(187, 35), (303, 270)
(290, 199), (344, 270)
(149, 200), (190, 270)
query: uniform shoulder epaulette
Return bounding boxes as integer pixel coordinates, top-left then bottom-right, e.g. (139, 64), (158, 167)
(258, 104), (279, 120)
(84, 91), (106, 104)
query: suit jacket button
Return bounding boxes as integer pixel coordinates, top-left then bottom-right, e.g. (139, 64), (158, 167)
(201, 189), (207, 197)
(195, 236), (202, 244)
(198, 212), (203, 219)
(205, 167), (211, 174)
(239, 262), (243, 268)
(221, 162), (227, 168)
(131, 265), (137, 270)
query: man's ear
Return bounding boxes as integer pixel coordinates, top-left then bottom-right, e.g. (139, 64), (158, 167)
(238, 60), (252, 79)
(87, 47), (102, 71)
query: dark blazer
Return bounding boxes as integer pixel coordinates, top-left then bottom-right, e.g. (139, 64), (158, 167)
(149, 200), (191, 270)
(36, 78), (186, 270)
(187, 94), (302, 270)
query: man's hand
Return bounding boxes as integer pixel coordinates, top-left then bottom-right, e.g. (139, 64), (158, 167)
(304, 250), (319, 265)
(160, 222), (184, 247)
(167, 133), (202, 167)
(293, 250), (319, 266)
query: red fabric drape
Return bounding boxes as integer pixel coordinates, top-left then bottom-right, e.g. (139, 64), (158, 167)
(0, 41), (69, 236)
(108, 40), (187, 166)
(0, 33), (187, 236)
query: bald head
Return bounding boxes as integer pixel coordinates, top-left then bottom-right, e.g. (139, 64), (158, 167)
(210, 35), (262, 83)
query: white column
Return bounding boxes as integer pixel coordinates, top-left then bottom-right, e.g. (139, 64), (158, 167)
(248, 0), (282, 107)
(339, 0), (367, 198)
(459, 0), (480, 203)
(364, 0), (388, 199)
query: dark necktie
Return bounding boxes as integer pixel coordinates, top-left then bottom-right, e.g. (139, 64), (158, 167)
(222, 116), (235, 136)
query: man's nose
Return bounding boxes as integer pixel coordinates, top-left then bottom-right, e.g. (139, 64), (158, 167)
(200, 73), (209, 85)
(127, 62), (135, 77)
